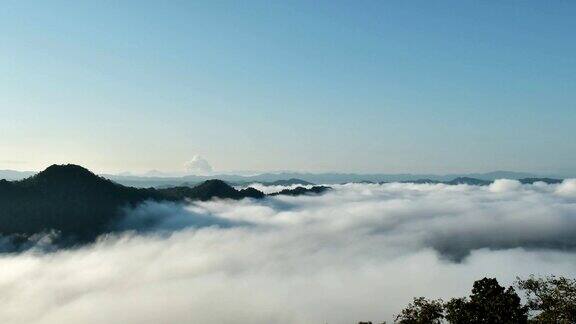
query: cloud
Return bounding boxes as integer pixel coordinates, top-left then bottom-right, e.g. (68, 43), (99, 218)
(556, 179), (576, 198)
(184, 155), (213, 175)
(114, 200), (248, 233)
(1, 180), (576, 323)
(488, 179), (522, 192)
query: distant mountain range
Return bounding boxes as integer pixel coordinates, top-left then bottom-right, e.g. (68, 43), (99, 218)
(1, 168), (568, 188)
(105, 170), (566, 188)
(269, 186), (331, 196)
(0, 169), (35, 181)
(261, 178), (315, 186)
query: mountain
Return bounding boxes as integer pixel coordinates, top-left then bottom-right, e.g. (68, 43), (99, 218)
(412, 177), (564, 186)
(401, 179), (440, 184)
(105, 170), (557, 188)
(1, 168), (565, 188)
(0, 165), (162, 240)
(269, 186), (331, 196)
(401, 177), (565, 186)
(0, 165), (268, 241)
(158, 180), (265, 201)
(456, 171), (536, 180)
(263, 178), (314, 186)
(0, 165), (336, 244)
(518, 178), (564, 184)
(0, 169), (35, 181)
(445, 177), (492, 186)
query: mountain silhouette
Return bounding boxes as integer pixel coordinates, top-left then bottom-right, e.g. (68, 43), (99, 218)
(0, 165), (163, 240)
(264, 178), (314, 186)
(158, 179), (264, 201)
(445, 177), (492, 186)
(518, 178), (563, 184)
(269, 186), (331, 196)
(0, 164), (266, 242)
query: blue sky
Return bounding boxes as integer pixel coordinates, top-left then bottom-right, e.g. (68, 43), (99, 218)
(1, 1), (574, 175)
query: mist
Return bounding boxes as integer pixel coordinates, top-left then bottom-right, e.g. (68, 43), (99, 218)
(1, 180), (576, 323)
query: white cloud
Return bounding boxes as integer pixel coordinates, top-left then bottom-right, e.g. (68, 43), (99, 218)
(556, 179), (576, 198)
(488, 179), (522, 192)
(184, 155), (213, 175)
(1, 181), (576, 323)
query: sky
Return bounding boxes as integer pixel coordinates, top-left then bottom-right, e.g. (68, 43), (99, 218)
(0, 1), (574, 175)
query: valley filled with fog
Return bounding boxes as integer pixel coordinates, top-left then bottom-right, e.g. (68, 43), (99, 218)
(1, 180), (576, 324)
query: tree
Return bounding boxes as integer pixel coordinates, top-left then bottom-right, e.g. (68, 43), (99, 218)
(470, 277), (528, 323)
(516, 275), (576, 323)
(443, 297), (470, 324)
(394, 297), (444, 324)
(394, 278), (528, 324)
(445, 278), (528, 324)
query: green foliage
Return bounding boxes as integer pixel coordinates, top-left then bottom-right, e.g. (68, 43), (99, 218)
(517, 275), (576, 323)
(394, 278), (528, 324)
(394, 297), (444, 324)
(443, 297), (468, 324)
(268, 185), (331, 196)
(0, 164), (161, 240)
(445, 278), (528, 324)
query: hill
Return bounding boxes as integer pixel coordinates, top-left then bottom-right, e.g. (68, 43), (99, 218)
(0, 165), (161, 240)
(0, 165), (265, 241)
(104, 170), (559, 187)
(269, 186), (331, 196)
(157, 179), (264, 201)
(0, 165), (336, 245)
(264, 178), (314, 186)
(445, 177), (492, 186)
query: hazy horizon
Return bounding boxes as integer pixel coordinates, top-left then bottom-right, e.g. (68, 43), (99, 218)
(2, 162), (574, 179)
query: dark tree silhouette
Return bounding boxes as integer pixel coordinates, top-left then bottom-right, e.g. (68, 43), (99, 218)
(268, 185), (331, 196)
(444, 278), (528, 323)
(395, 278), (528, 324)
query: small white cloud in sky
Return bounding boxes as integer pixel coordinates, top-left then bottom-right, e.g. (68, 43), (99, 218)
(184, 155), (213, 175)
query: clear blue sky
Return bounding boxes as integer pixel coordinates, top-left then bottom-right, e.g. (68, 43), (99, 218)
(1, 1), (574, 175)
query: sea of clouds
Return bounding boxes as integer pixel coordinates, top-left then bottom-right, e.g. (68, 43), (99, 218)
(1, 180), (576, 323)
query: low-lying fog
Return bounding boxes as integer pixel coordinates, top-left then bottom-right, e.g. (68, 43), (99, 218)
(2, 180), (576, 323)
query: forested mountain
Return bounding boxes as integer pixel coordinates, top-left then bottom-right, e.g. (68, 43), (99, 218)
(263, 178), (314, 186)
(269, 186), (331, 196)
(445, 177), (492, 186)
(0, 165), (266, 241)
(0, 165), (160, 240)
(158, 179), (265, 201)
(0, 164), (334, 245)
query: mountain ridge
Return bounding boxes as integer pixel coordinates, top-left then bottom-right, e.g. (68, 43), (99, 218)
(0, 164), (331, 245)
(2, 168), (570, 188)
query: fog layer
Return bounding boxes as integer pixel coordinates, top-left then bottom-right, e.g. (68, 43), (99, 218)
(1, 180), (576, 323)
